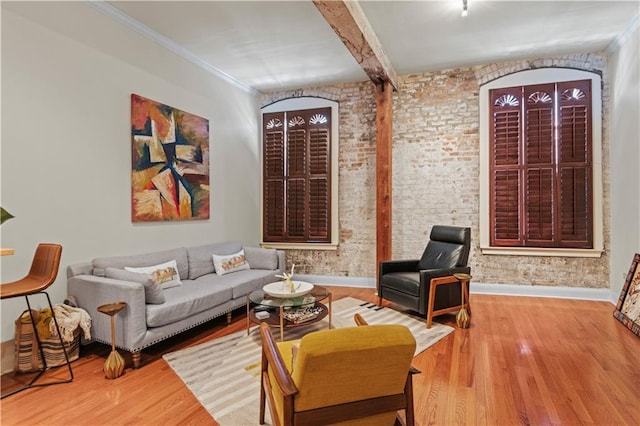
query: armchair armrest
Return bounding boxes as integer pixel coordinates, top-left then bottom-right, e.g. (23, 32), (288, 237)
(260, 322), (298, 424)
(260, 323), (298, 398)
(418, 266), (471, 283)
(68, 275), (147, 351)
(418, 266), (471, 310)
(379, 259), (420, 276)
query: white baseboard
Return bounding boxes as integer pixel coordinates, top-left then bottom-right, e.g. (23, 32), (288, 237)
(470, 282), (617, 304)
(295, 274), (376, 288)
(295, 274), (618, 304)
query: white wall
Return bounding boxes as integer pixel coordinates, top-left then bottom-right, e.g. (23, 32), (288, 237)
(608, 21), (640, 300)
(0, 4), (261, 342)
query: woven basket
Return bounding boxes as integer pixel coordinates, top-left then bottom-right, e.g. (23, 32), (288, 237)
(14, 310), (80, 373)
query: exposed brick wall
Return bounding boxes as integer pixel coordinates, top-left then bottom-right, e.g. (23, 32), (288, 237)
(261, 52), (610, 288)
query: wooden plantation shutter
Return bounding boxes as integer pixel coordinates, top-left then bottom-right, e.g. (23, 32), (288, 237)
(524, 83), (555, 246)
(263, 113), (285, 240)
(489, 80), (592, 249)
(490, 87), (522, 245)
(263, 107), (331, 243)
(308, 115), (330, 240)
(287, 114), (306, 238)
(557, 80), (592, 247)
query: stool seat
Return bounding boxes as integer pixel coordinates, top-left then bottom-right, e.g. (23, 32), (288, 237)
(1, 277), (50, 299)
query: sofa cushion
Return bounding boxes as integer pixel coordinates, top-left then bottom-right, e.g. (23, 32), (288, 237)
(145, 280), (233, 328)
(213, 249), (250, 276)
(105, 267), (166, 304)
(124, 259), (182, 290)
(195, 269), (279, 299)
(186, 241), (243, 279)
(92, 247), (189, 279)
(244, 246), (278, 270)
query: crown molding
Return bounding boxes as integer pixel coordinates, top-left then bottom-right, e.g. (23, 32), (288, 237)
(606, 12), (639, 54)
(88, 1), (260, 96)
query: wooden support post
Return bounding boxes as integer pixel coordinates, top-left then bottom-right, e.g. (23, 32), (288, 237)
(376, 80), (393, 292)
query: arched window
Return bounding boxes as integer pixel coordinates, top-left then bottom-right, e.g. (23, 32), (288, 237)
(261, 98), (339, 248)
(479, 69), (603, 257)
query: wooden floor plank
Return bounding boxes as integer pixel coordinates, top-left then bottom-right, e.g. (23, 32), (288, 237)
(1, 288), (638, 425)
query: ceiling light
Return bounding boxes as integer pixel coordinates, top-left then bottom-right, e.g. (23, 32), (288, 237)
(462, 0), (468, 17)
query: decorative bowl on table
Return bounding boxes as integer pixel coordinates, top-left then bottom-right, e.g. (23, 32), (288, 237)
(263, 281), (314, 298)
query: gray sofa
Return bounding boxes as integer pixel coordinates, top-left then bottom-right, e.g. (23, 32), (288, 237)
(67, 241), (284, 367)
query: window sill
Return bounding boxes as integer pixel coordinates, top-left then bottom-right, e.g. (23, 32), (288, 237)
(261, 242), (339, 251)
(480, 246), (603, 258)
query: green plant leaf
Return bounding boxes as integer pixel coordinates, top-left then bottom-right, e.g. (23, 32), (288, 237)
(1, 207), (14, 225)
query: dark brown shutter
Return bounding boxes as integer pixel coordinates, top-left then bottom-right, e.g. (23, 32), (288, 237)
(557, 80), (592, 247)
(263, 107), (331, 243)
(488, 79), (593, 249)
(287, 117), (306, 239)
(263, 113), (285, 241)
(308, 122), (330, 240)
(524, 84), (555, 245)
(490, 86), (522, 246)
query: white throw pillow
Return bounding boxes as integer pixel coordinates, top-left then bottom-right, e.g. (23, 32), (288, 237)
(125, 259), (182, 289)
(212, 249), (250, 276)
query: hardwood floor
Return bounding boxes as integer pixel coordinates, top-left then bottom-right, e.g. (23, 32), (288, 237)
(1, 288), (638, 425)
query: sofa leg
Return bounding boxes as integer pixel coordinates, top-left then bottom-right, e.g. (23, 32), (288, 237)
(132, 352), (141, 369)
(226, 311), (232, 325)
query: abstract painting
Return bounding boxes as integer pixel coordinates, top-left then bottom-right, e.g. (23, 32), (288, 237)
(613, 253), (640, 337)
(131, 94), (209, 222)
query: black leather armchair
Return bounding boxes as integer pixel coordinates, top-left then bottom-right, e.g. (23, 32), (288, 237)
(378, 225), (471, 328)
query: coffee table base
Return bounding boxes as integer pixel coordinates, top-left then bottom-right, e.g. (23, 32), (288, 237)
(246, 295), (332, 341)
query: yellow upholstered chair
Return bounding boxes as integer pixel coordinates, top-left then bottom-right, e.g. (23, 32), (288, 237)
(259, 322), (417, 426)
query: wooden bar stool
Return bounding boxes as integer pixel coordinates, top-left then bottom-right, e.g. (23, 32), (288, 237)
(0, 243), (73, 398)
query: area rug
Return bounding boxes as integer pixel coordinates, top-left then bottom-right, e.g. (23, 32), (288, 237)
(163, 297), (454, 425)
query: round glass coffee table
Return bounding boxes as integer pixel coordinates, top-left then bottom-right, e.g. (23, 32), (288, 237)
(246, 284), (332, 341)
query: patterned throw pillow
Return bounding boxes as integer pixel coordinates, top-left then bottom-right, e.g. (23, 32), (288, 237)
(125, 259), (182, 289)
(212, 249), (250, 276)
(105, 267), (165, 304)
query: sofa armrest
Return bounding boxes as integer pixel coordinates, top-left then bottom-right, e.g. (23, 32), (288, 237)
(68, 275), (147, 352)
(379, 259), (420, 277)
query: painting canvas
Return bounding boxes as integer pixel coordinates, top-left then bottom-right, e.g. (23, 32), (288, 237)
(131, 94), (210, 222)
(613, 253), (640, 337)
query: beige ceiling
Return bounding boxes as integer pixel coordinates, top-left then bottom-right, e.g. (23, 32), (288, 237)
(5, 1), (640, 93)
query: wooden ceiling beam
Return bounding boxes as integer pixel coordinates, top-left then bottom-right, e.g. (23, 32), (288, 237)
(313, 0), (398, 91)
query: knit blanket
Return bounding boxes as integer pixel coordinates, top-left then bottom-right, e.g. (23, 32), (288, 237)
(49, 304), (92, 342)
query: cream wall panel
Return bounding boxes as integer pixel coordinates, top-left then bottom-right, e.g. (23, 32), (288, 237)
(608, 23), (640, 298)
(0, 7), (260, 343)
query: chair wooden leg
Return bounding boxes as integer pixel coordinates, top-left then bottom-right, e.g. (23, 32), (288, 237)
(463, 283), (472, 316)
(377, 295), (383, 307)
(404, 371), (416, 426)
(426, 283), (436, 329)
(259, 374), (266, 424)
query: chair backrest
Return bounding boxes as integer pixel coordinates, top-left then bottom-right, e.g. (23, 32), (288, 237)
(27, 244), (62, 291)
(291, 324), (415, 422)
(29, 243), (62, 283)
(418, 225), (470, 270)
